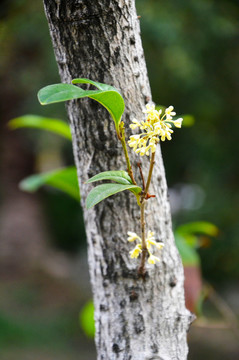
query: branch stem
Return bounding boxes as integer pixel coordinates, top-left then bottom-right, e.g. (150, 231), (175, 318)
(137, 162), (146, 190)
(138, 199), (147, 276)
(144, 151), (156, 197)
(119, 125), (137, 185)
(138, 151), (156, 276)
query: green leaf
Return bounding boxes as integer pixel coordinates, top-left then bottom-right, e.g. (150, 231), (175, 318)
(86, 183), (142, 209)
(180, 114), (195, 127)
(19, 166), (80, 202)
(72, 78), (118, 92)
(38, 83), (89, 104)
(175, 234), (200, 267)
(182, 234), (198, 249)
(85, 170), (133, 185)
(176, 221), (219, 238)
(8, 115), (71, 140)
(79, 300), (95, 338)
(155, 104), (166, 112)
(72, 78), (124, 130)
(38, 78), (125, 131)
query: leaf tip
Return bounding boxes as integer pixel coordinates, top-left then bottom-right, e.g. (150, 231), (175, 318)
(18, 180), (31, 192)
(37, 89), (47, 105)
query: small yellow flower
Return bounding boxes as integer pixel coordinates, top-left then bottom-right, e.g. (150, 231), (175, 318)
(129, 244), (142, 258)
(127, 230), (164, 264)
(128, 135), (141, 152)
(129, 118), (141, 130)
(174, 118), (183, 128)
(127, 231), (140, 242)
(128, 103), (183, 156)
(148, 252), (160, 264)
(143, 104), (161, 120)
(145, 231), (155, 248)
(155, 242), (164, 250)
(165, 105), (176, 120)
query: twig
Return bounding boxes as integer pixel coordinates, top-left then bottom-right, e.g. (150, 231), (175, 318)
(143, 152), (155, 198)
(137, 162), (146, 190)
(118, 124), (137, 185)
(138, 200), (147, 277)
(138, 152), (156, 276)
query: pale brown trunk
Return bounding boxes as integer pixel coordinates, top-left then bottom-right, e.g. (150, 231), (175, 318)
(42, 1), (193, 359)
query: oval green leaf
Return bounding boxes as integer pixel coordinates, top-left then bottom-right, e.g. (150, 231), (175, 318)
(72, 78), (125, 130)
(8, 115), (72, 140)
(19, 166), (80, 202)
(176, 221), (219, 238)
(72, 78), (119, 92)
(38, 78), (125, 131)
(180, 114), (195, 127)
(85, 170), (133, 185)
(79, 300), (95, 338)
(86, 183), (142, 209)
(175, 234), (200, 267)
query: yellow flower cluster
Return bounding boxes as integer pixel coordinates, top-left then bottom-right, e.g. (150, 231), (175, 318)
(127, 231), (164, 264)
(128, 104), (183, 156)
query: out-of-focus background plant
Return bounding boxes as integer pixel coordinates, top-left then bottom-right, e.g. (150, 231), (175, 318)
(0, 0), (239, 359)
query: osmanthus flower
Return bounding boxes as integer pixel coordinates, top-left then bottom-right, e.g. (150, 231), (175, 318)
(129, 244), (142, 259)
(127, 231), (164, 264)
(148, 252), (161, 265)
(128, 104), (183, 156)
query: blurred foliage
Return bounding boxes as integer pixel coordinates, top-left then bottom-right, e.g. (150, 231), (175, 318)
(79, 300), (95, 338)
(0, 275), (93, 358)
(1, 0), (239, 281)
(43, 191), (85, 252)
(8, 115), (80, 202)
(0, 0), (61, 115)
(0, 311), (69, 347)
(8, 114), (84, 252)
(8, 115), (72, 140)
(175, 221), (219, 267)
(19, 166), (80, 202)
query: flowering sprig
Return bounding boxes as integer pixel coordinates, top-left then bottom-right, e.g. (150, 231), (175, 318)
(128, 231), (164, 264)
(38, 79), (184, 276)
(128, 104), (183, 156)
(126, 104), (183, 273)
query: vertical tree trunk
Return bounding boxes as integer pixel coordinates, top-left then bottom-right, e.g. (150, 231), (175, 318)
(43, 1), (193, 359)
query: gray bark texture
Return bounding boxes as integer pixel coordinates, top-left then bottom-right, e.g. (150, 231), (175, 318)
(43, 1), (193, 359)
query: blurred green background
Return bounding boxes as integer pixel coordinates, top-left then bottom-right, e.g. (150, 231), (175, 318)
(0, 0), (238, 359)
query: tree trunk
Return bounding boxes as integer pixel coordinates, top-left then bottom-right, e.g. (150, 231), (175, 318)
(42, 1), (193, 359)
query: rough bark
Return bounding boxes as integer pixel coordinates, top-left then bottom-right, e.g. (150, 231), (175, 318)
(42, 1), (193, 359)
